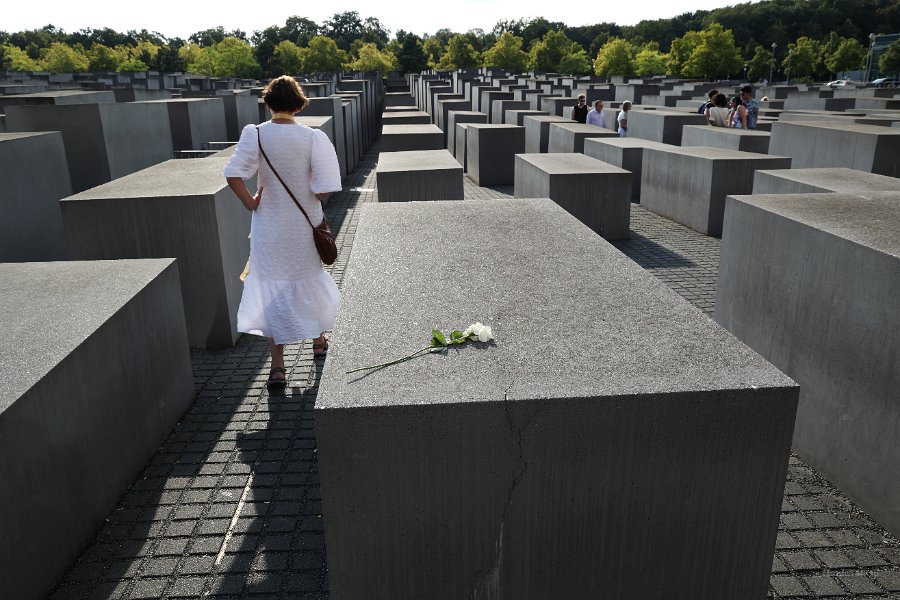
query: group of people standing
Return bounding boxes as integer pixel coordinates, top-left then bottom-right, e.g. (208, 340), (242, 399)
(570, 84), (760, 137)
(700, 85), (759, 129)
(571, 94), (632, 137)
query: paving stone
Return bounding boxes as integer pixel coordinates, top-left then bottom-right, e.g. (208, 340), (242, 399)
(815, 550), (856, 569)
(782, 551), (821, 571)
(838, 575), (882, 594)
(874, 571), (900, 591)
(770, 575), (811, 597)
(803, 575), (848, 596)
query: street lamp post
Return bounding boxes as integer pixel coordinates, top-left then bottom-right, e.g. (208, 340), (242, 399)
(865, 33), (877, 82)
(769, 42), (777, 84)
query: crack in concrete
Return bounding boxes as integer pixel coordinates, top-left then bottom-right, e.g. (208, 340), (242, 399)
(471, 383), (536, 600)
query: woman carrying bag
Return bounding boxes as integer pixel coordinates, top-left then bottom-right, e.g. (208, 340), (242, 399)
(225, 75), (342, 388)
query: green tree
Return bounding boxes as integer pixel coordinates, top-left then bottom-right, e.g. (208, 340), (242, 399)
(593, 38), (634, 76)
(303, 35), (348, 72)
(682, 23), (742, 78)
(633, 45), (668, 76)
(273, 40), (306, 75)
(189, 26), (246, 47)
(558, 48), (592, 75)
(321, 12), (365, 51)
(40, 42), (89, 72)
(252, 17), (319, 77)
(481, 32), (529, 72)
(186, 37), (259, 77)
(422, 36), (444, 68)
(783, 37), (821, 82)
(393, 30), (427, 74)
(666, 30), (702, 75)
(88, 43), (121, 71)
(436, 34), (479, 70)
(1, 43), (40, 70)
(348, 42), (397, 72)
(879, 39), (900, 75)
(529, 30), (578, 72)
(825, 37), (866, 76)
(746, 45), (774, 82)
(117, 57), (148, 71)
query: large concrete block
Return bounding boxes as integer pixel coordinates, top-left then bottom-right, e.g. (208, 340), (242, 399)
(0, 132), (71, 261)
(641, 146), (791, 236)
(547, 122), (619, 153)
(381, 110), (431, 125)
(543, 96), (580, 118)
(715, 191), (900, 536)
(506, 109), (547, 126)
(381, 124), (444, 152)
(768, 121), (900, 176)
(583, 137), (673, 203)
(305, 97), (347, 179)
(752, 167), (900, 194)
(681, 125), (771, 154)
(60, 158), (251, 347)
(296, 115), (335, 145)
(376, 150), (464, 202)
(385, 92), (416, 107)
(628, 109), (708, 145)
(492, 100), (530, 124)
(182, 90), (259, 141)
(523, 114), (572, 153)
(317, 198), (798, 600)
(0, 90), (115, 110)
(466, 124), (525, 186)
(447, 110), (487, 153)
(112, 88), (172, 102)
(5, 102), (174, 193)
(436, 100), (472, 132)
(514, 153), (631, 239)
(141, 98), (228, 151)
(0, 259), (192, 600)
(480, 90), (514, 121)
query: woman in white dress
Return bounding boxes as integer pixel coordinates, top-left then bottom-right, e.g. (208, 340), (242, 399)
(224, 76), (342, 388)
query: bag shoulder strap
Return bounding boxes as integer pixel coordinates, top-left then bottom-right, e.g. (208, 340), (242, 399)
(256, 125), (316, 230)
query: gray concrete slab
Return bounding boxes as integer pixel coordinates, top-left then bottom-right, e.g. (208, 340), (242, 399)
(305, 97), (347, 179)
(385, 92), (416, 107)
(492, 100), (530, 124)
(465, 124), (525, 186)
(296, 115), (335, 145)
(681, 125), (771, 154)
(543, 96), (580, 118)
(316, 197), (798, 600)
(583, 137), (673, 203)
(141, 98), (228, 152)
(60, 158), (250, 347)
(715, 191), (900, 537)
(641, 146), (791, 236)
(768, 121), (900, 176)
(381, 110), (431, 125)
(447, 110), (487, 153)
(480, 90), (514, 122)
(753, 167), (900, 194)
(454, 123), (471, 171)
(547, 122), (619, 153)
(436, 100), (472, 134)
(376, 149), (464, 202)
(0, 259), (192, 600)
(506, 109), (547, 126)
(523, 114), (572, 153)
(0, 90), (115, 110)
(4, 101), (174, 193)
(0, 132), (71, 261)
(514, 153), (631, 239)
(381, 124), (444, 152)
(628, 109), (709, 145)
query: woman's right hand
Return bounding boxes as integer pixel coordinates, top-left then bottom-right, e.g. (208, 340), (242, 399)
(254, 186), (264, 207)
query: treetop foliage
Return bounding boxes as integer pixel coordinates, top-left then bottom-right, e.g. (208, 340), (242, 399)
(1, 1), (897, 78)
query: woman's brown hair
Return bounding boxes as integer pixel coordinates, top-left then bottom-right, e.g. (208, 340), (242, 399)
(263, 75), (308, 113)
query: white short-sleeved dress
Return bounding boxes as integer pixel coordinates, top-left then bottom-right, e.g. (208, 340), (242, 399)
(224, 121), (342, 345)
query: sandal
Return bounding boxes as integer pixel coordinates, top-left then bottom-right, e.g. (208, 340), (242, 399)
(313, 337), (329, 356)
(266, 367), (287, 389)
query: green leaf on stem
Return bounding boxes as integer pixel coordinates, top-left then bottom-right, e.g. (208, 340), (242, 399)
(431, 329), (447, 347)
(450, 330), (465, 344)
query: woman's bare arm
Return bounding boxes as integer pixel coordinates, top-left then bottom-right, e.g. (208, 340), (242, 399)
(227, 177), (263, 211)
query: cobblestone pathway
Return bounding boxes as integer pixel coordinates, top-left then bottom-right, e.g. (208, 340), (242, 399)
(50, 144), (899, 599)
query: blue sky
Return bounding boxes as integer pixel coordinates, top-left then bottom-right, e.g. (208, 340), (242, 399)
(4, 0), (751, 39)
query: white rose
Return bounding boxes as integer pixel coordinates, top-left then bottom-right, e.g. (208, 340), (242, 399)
(465, 322), (493, 343)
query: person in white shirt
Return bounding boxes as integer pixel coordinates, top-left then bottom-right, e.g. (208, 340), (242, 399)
(586, 100), (607, 129)
(617, 101), (632, 137)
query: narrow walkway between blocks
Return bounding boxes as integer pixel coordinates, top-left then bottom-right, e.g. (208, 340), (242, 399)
(51, 142), (899, 600)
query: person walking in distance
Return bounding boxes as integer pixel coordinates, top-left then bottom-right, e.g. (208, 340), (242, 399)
(571, 94), (589, 123)
(586, 99), (607, 128)
(617, 101), (632, 137)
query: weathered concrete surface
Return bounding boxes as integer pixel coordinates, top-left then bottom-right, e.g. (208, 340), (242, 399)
(0, 259), (192, 600)
(524, 114), (572, 153)
(5, 102), (174, 193)
(715, 191), (900, 537)
(381, 111), (431, 125)
(60, 158), (250, 347)
(583, 137), (673, 203)
(681, 125), (771, 154)
(514, 153), (631, 239)
(752, 167), (900, 194)
(547, 122), (619, 153)
(376, 150), (464, 202)
(465, 124), (525, 186)
(628, 110), (709, 145)
(317, 198), (798, 600)
(305, 97), (347, 179)
(141, 98), (228, 151)
(492, 100), (530, 124)
(768, 121), (900, 176)
(447, 110), (487, 153)
(506, 109), (547, 126)
(0, 90), (115, 110)
(0, 132), (71, 261)
(381, 124), (444, 152)
(641, 146), (791, 236)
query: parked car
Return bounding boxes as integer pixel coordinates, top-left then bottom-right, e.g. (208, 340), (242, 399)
(871, 77), (898, 87)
